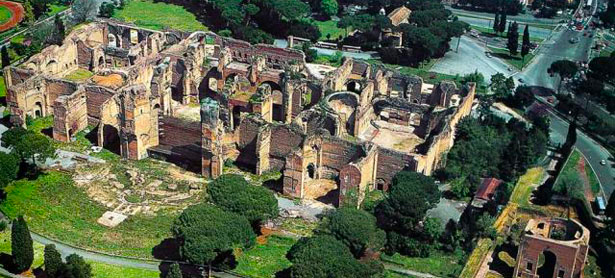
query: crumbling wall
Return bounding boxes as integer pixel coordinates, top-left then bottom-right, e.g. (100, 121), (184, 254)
(53, 89), (88, 142)
(376, 147), (418, 186)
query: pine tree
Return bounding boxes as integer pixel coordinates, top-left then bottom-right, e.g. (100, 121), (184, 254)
(1, 46), (10, 68)
(499, 12), (507, 33)
(23, 0), (35, 23)
(493, 12), (500, 34)
(521, 25), (531, 63)
(507, 21), (519, 56)
(166, 262), (183, 278)
(53, 13), (65, 45)
(44, 244), (63, 278)
(11, 216), (34, 272)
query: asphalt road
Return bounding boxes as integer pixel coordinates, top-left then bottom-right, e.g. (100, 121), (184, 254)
(516, 0), (615, 198)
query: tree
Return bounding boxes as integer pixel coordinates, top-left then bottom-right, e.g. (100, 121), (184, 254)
(493, 12), (500, 34)
(52, 13), (65, 45)
(287, 235), (382, 278)
(207, 174), (278, 225)
(31, 0), (50, 19)
(12, 216), (34, 272)
(2, 128), (56, 165)
(302, 43), (317, 62)
(521, 25), (530, 62)
(499, 12), (507, 33)
(44, 244), (63, 278)
(0, 153), (19, 189)
(375, 171), (440, 234)
(319, 208), (386, 258)
(490, 72), (515, 99)
(588, 56), (615, 82)
(165, 262), (182, 278)
(475, 213), (497, 239)
(549, 60), (578, 93)
(98, 2), (115, 18)
(172, 204), (255, 278)
(61, 254), (92, 278)
(71, 0), (98, 24)
(507, 21), (519, 56)
(563, 119), (577, 151)
(23, 0), (35, 23)
(321, 0), (338, 17)
(1, 45), (10, 68)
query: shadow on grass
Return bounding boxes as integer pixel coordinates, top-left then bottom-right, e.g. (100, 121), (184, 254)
(152, 238), (181, 261)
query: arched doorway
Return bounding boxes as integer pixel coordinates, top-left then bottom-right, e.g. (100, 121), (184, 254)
(198, 68), (221, 102)
(260, 81), (284, 122)
(98, 56), (105, 68)
(232, 106), (242, 130)
(346, 81), (361, 93)
(33, 102), (43, 118)
(307, 163), (316, 179)
(537, 250), (556, 278)
(102, 124), (121, 155)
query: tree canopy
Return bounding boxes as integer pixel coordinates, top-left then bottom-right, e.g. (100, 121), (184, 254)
(44, 244), (63, 278)
(549, 60), (578, 79)
(172, 204), (255, 267)
(207, 174), (278, 225)
(287, 235), (382, 278)
(2, 127), (55, 165)
(0, 153), (19, 189)
(12, 216), (34, 272)
(61, 254), (92, 278)
(319, 208), (386, 258)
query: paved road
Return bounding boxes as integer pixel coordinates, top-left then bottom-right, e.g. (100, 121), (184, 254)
(515, 0), (615, 198)
(431, 35), (516, 79)
(457, 15), (553, 40)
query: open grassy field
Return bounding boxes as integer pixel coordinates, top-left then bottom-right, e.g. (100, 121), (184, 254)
(112, 0), (207, 32)
(0, 229), (160, 278)
(0, 6), (11, 25)
(381, 251), (464, 278)
(235, 235), (296, 278)
(0, 172), (175, 259)
(314, 20), (347, 41)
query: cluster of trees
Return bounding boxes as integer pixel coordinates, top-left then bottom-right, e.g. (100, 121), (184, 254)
(9, 12), (66, 60)
(456, 0), (523, 15)
(442, 114), (549, 199)
(0, 127), (55, 183)
(378, 0), (469, 66)
(170, 174), (277, 277)
(21, 0), (55, 24)
(287, 208), (385, 277)
(602, 0), (615, 26)
(531, 0), (573, 18)
(10, 216), (92, 277)
(494, 12), (532, 60)
(99, 0), (126, 19)
(203, 0), (317, 44)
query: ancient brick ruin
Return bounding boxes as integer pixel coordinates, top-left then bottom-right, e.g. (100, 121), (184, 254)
(513, 218), (590, 278)
(4, 19), (475, 206)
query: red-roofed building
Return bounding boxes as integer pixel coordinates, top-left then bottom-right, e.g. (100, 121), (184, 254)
(471, 178), (503, 208)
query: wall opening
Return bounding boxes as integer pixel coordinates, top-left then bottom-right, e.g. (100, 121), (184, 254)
(33, 102), (43, 118)
(232, 106), (242, 130)
(307, 163), (315, 179)
(537, 251), (557, 278)
(346, 81), (361, 93)
(102, 124), (121, 155)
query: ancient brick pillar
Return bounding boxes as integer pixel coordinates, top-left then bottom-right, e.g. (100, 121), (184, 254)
(201, 98), (224, 179)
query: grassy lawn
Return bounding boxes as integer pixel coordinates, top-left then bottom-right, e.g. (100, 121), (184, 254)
(557, 149), (602, 195)
(488, 47), (535, 70)
(112, 0), (207, 32)
(0, 76), (5, 98)
(367, 59), (462, 87)
(459, 238), (492, 278)
(47, 4), (68, 17)
(314, 20), (347, 41)
(509, 167), (546, 208)
(0, 6), (11, 25)
(381, 251), (464, 278)
(0, 230), (160, 278)
(471, 25), (543, 43)
(0, 171), (176, 259)
(235, 236), (296, 278)
(63, 69), (93, 82)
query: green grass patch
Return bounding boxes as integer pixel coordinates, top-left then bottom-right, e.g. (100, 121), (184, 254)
(0, 172), (176, 259)
(112, 0), (207, 32)
(460, 238), (492, 278)
(314, 20), (347, 41)
(471, 25), (543, 43)
(487, 47), (535, 70)
(509, 167), (545, 209)
(26, 115), (53, 133)
(63, 68), (93, 82)
(235, 236), (296, 278)
(0, 229), (160, 278)
(366, 59), (462, 87)
(0, 76), (5, 98)
(381, 251), (464, 278)
(584, 253), (604, 278)
(47, 4), (68, 17)
(0, 6), (12, 25)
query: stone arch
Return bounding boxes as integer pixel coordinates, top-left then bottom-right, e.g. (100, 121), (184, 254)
(307, 163), (316, 179)
(198, 68), (222, 101)
(108, 34), (118, 47)
(325, 92), (359, 136)
(260, 81), (284, 122)
(537, 250), (557, 278)
(46, 60), (58, 73)
(346, 80), (362, 93)
(33, 101), (43, 118)
(102, 124), (121, 155)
